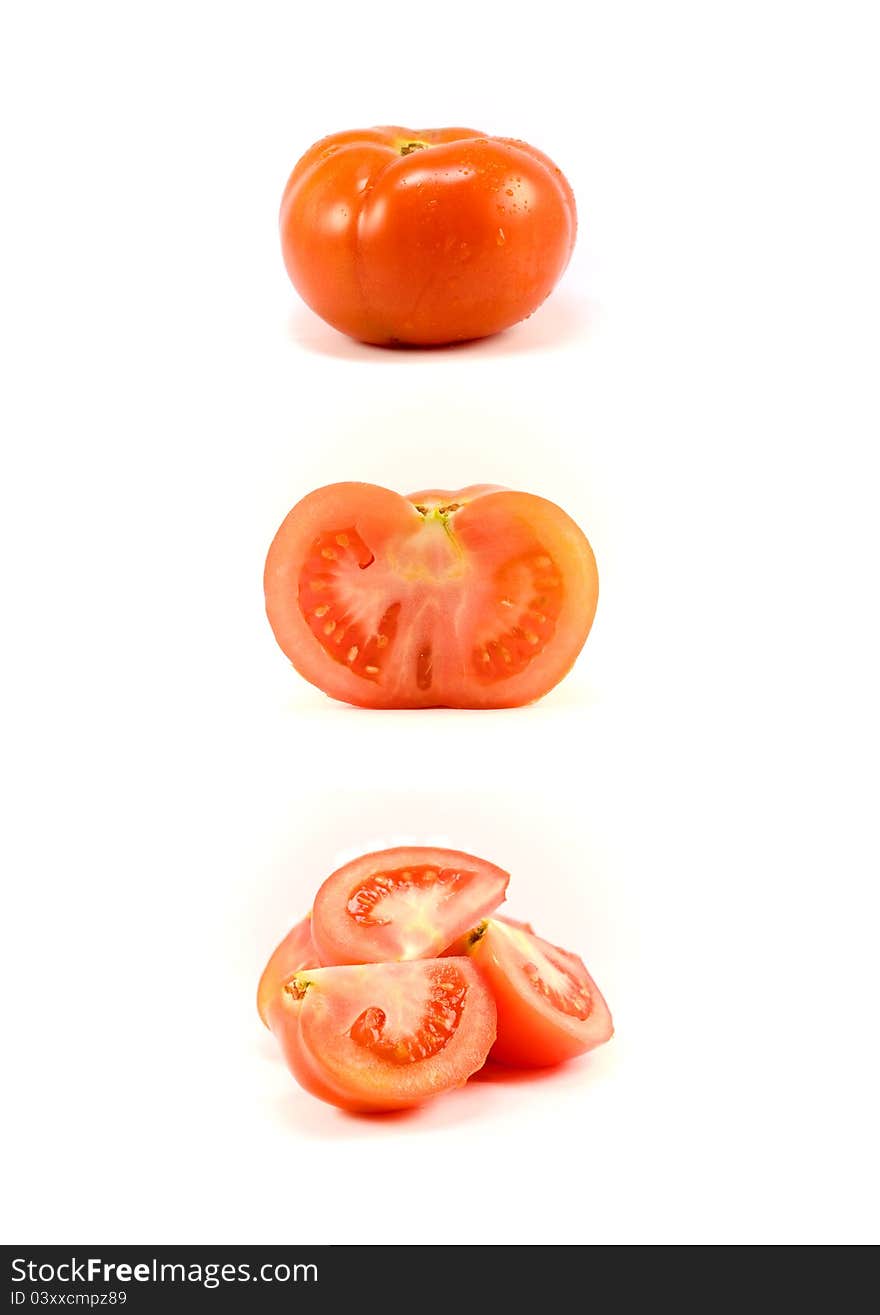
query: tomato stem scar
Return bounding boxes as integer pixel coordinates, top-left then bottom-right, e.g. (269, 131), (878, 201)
(283, 975), (311, 1001)
(399, 140), (430, 155)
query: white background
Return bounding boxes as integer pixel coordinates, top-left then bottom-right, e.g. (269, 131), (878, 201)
(2, 1), (878, 1245)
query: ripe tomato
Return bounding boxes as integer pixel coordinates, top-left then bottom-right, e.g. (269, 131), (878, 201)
(264, 482), (599, 709)
(279, 126), (577, 345)
(311, 847), (509, 966)
(267, 958), (496, 1112)
(464, 919), (613, 1067)
(256, 913), (320, 1028)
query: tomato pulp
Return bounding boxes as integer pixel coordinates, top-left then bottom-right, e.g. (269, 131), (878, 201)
(256, 913), (320, 1028)
(311, 847), (509, 966)
(464, 919), (613, 1067)
(264, 482), (599, 709)
(280, 126), (577, 345)
(267, 959), (496, 1112)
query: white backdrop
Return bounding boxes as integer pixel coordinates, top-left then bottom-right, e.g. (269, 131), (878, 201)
(2, 1), (878, 1244)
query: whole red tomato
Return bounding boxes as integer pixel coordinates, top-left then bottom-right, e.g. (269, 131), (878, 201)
(279, 126), (577, 345)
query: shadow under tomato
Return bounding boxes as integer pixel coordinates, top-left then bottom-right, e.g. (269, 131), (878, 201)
(280, 674), (600, 721)
(470, 1059), (570, 1086)
(285, 293), (593, 362)
(272, 1085), (481, 1138)
(270, 1052), (589, 1136)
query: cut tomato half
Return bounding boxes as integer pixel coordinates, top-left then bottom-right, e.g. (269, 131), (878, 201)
(311, 846), (509, 967)
(256, 913), (320, 1028)
(464, 919), (613, 1067)
(264, 482), (599, 709)
(267, 958), (496, 1112)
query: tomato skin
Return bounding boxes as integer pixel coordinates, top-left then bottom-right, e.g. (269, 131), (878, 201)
(267, 958), (496, 1112)
(264, 482), (599, 710)
(280, 126), (577, 345)
(466, 919), (613, 1067)
(311, 846), (509, 966)
(256, 913), (320, 1028)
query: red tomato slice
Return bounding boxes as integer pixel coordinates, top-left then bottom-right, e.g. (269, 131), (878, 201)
(465, 919), (613, 1067)
(256, 913), (320, 1028)
(264, 482), (599, 709)
(311, 846), (509, 966)
(267, 958), (496, 1112)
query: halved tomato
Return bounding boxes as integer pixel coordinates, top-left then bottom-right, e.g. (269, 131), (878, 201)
(311, 847), (509, 966)
(267, 958), (496, 1112)
(463, 918), (613, 1067)
(264, 482), (599, 709)
(256, 913), (320, 1028)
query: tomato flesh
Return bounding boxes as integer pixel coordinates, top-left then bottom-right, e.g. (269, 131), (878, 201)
(312, 847), (509, 967)
(280, 126), (577, 345)
(465, 919), (613, 1067)
(256, 913), (319, 1028)
(265, 482), (599, 709)
(267, 958), (496, 1112)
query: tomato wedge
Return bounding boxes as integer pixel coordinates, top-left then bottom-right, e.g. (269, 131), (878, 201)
(256, 913), (320, 1028)
(311, 847), (509, 967)
(267, 959), (496, 1112)
(264, 482), (599, 709)
(463, 919), (613, 1067)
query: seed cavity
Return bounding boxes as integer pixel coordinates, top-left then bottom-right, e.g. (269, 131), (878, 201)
(346, 864), (474, 927)
(298, 530), (396, 683)
(522, 956), (593, 1022)
(471, 545), (564, 682)
(348, 967), (467, 1065)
